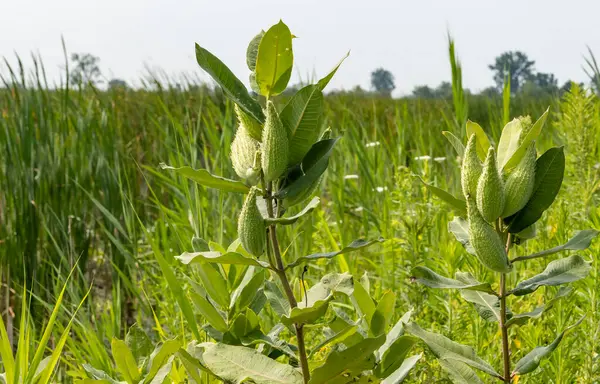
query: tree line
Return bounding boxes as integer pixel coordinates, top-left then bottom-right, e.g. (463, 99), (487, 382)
(370, 50), (588, 98)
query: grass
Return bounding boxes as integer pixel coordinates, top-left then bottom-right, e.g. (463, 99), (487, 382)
(0, 50), (598, 383)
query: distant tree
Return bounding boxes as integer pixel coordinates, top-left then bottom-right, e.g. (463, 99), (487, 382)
(412, 85), (435, 99)
(370, 68), (395, 97)
(521, 72), (559, 97)
(108, 79), (127, 90)
(530, 72), (558, 90)
(560, 80), (585, 94)
(71, 53), (102, 85)
(434, 81), (453, 99)
(489, 51), (535, 92)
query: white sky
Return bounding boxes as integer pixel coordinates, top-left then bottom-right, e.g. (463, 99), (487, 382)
(3, 0), (598, 95)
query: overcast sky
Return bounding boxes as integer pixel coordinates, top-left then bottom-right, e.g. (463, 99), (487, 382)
(3, 0), (598, 95)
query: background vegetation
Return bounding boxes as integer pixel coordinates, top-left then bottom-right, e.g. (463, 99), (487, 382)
(1, 43), (599, 382)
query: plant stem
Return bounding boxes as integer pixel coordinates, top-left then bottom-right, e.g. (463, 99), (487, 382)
(265, 183), (310, 383)
(499, 231), (513, 383)
(499, 273), (510, 383)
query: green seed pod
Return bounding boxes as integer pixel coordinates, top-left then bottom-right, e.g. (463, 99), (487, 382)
(231, 124), (260, 182)
(237, 187), (265, 257)
(261, 101), (289, 183)
(502, 142), (536, 217)
(467, 198), (511, 273)
(461, 134), (482, 199)
(234, 104), (262, 141)
(476, 147), (505, 222)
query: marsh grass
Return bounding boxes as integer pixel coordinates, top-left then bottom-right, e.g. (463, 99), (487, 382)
(0, 49), (598, 382)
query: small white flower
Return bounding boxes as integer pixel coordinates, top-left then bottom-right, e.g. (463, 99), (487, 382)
(366, 141), (380, 148)
(344, 174), (359, 180)
(434, 157), (446, 162)
(374, 187), (388, 193)
(414, 156), (431, 161)
(354, 206), (364, 212)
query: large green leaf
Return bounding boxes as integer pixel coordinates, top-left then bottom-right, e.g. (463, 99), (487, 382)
(286, 238), (384, 269)
(176, 250), (269, 268)
(351, 273), (376, 326)
(195, 263), (230, 309)
(308, 335), (386, 384)
(255, 21), (293, 97)
(465, 121), (491, 161)
(503, 108), (549, 172)
(513, 317), (584, 375)
(438, 359), (484, 384)
(159, 163), (250, 193)
(510, 255), (591, 296)
(111, 339), (140, 384)
(276, 138), (339, 201)
(282, 273), (353, 326)
(194, 44), (264, 123)
(370, 291), (396, 337)
(405, 322), (500, 378)
(416, 176), (467, 215)
(190, 291), (228, 333)
(377, 310), (413, 359)
(442, 131), (465, 157)
(233, 269), (266, 311)
(374, 335), (417, 379)
(411, 267), (494, 294)
(513, 230), (599, 262)
(280, 85), (325, 165)
(460, 290), (509, 323)
(201, 343), (304, 384)
(506, 147), (565, 233)
(506, 287), (571, 327)
(496, 118), (524, 170)
(448, 217), (475, 255)
(282, 298), (330, 327)
(381, 354), (421, 384)
(143, 340), (181, 384)
(231, 310), (260, 339)
(309, 324), (358, 358)
(316, 52), (349, 91)
(265, 197), (320, 225)
(246, 30), (264, 71)
(264, 281), (290, 318)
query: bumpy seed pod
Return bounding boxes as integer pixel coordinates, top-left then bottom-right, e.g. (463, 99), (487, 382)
(231, 124), (260, 183)
(234, 104), (262, 141)
(467, 198), (511, 273)
(238, 187), (265, 257)
(476, 147), (505, 222)
(461, 135), (482, 199)
(502, 142), (536, 217)
(261, 101), (289, 183)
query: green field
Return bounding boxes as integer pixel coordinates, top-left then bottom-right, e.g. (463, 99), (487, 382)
(1, 38), (600, 383)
